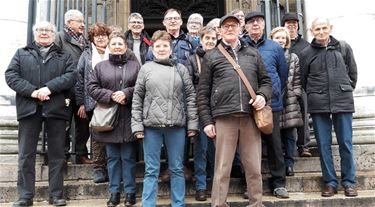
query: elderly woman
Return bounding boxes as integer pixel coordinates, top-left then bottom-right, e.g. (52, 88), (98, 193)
(5, 21), (76, 206)
(270, 27), (303, 177)
(88, 32), (140, 207)
(75, 23), (111, 183)
(131, 30), (199, 206)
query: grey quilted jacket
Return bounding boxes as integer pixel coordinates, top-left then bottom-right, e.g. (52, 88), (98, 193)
(131, 59), (199, 133)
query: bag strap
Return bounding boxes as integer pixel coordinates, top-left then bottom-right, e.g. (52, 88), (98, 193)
(217, 44), (257, 100)
(195, 54), (201, 74)
(121, 65), (126, 89)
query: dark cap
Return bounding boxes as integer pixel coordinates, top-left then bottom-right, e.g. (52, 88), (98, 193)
(245, 11), (265, 23)
(220, 15), (240, 26)
(281, 13), (299, 26)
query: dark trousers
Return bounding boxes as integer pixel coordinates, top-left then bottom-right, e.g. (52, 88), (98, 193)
(17, 107), (66, 199)
(296, 90), (311, 149)
(262, 111), (286, 189)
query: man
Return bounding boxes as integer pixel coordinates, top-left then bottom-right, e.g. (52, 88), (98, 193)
(230, 9), (246, 37)
(5, 21), (76, 207)
(198, 15), (272, 207)
(300, 17), (358, 197)
(54, 9), (91, 164)
(282, 12), (312, 157)
(242, 11), (289, 198)
(186, 13), (204, 50)
(124, 12), (151, 65)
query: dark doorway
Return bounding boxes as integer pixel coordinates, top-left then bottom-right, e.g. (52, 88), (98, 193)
(131, 0), (225, 36)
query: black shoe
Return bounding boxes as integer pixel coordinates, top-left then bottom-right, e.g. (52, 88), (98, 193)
(13, 198), (33, 207)
(124, 193), (136, 206)
(286, 166), (294, 176)
(195, 189), (207, 201)
(93, 169), (107, 183)
(107, 193), (120, 207)
(48, 197), (66, 206)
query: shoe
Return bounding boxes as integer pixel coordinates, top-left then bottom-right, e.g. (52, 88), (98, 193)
(13, 198), (33, 207)
(93, 169), (107, 183)
(48, 197), (66, 206)
(195, 189), (207, 201)
(344, 186), (358, 197)
(107, 193), (120, 207)
(299, 148), (312, 157)
(124, 193), (136, 206)
(286, 166), (294, 176)
(77, 156), (94, 164)
(321, 185), (337, 197)
(243, 191), (249, 199)
(184, 166), (193, 181)
(160, 169), (170, 182)
(273, 187), (289, 199)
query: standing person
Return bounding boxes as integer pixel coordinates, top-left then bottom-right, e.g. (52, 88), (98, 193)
(282, 12), (312, 157)
(230, 9), (246, 37)
(88, 32), (140, 207)
(5, 21), (76, 207)
(76, 23), (112, 183)
(131, 30), (199, 207)
(186, 26), (217, 201)
(124, 12), (151, 65)
(206, 18), (221, 40)
(270, 27), (303, 176)
(242, 11), (289, 198)
(300, 17), (358, 197)
(198, 15), (272, 207)
(186, 13), (204, 50)
(54, 9), (91, 164)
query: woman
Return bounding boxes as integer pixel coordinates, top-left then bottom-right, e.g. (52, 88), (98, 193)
(76, 23), (111, 183)
(131, 30), (199, 207)
(88, 32), (140, 207)
(270, 27), (303, 176)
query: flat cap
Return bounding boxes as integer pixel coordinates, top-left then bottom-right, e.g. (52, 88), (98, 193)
(281, 13), (299, 26)
(245, 11), (265, 23)
(220, 15), (240, 26)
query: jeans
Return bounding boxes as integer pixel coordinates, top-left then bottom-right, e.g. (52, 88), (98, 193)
(142, 127), (186, 207)
(281, 128), (297, 167)
(297, 90), (311, 149)
(105, 142), (137, 194)
(194, 126), (208, 190)
(311, 113), (356, 188)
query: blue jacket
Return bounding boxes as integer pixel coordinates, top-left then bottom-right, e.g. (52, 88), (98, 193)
(242, 35), (288, 112)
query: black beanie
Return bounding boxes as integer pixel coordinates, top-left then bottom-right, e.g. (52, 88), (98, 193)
(281, 13), (299, 26)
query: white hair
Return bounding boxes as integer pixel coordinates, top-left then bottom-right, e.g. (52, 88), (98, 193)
(32, 21), (56, 37)
(64, 9), (83, 24)
(188, 13), (203, 25)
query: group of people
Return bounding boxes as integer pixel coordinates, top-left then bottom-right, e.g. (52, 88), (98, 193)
(5, 6), (358, 207)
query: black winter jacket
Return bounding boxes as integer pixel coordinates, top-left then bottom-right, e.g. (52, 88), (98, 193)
(197, 41), (272, 127)
(300, 36), (357, 113)
(124, 30), (151, 64)
(5, 43), (76, 120)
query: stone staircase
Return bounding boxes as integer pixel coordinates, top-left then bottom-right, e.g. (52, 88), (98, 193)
(0, 103), (374, 206)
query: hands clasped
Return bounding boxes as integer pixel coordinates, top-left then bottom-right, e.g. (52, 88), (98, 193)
(31, 87), (51, 101)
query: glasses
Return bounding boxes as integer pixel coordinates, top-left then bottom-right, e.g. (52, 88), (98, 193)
(36, 28), (54, 33)
(247, 17), (264, 24)
(71, 19), (84, 24)
(129, 20), (144, 24)
(188, 21), (201, 25)
(164, 16), (181, 21)
(221, 24), (239, 30)
(94, 34), (108, 38)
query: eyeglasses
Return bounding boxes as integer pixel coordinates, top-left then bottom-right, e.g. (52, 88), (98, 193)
(221, 24), (239, 30)
(164, 16), (181, 21)
(129, 20), (144, 24)
(188, 21), (201, 25)
(71, 19), (84, 24)
(247, 17), (264, 24)
(94, 34), (108, 38)
(36, 28), (54, 33)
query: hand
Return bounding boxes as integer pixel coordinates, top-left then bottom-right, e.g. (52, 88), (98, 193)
(203, 124), (216, 139)
(77, 105), (87, 118)
(31, 90), (38, 98)
(187, 130), (197, 138)
(111, 91), (126, 104)
(35, 87), (51, 101)
(134, 132), (144, 139)
(249, 95), (266, 111)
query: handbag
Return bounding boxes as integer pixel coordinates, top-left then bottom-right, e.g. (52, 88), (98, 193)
(90, 103), (119, 132)
(217, 44), (273, 134)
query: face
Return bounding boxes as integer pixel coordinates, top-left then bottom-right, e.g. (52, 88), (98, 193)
(35, 27), (55, 46)
(187, 19), (202, 35)
(272, 31), (287, 48)
(93, 33), (109, 48)
(310, 22), (332, 45)
(109, 37), (127, 55)
(284, 20), (298, 38)
(128, 17), (144, 35)
(233, 11), (245, 27)
(200, 31), (217, 51)
(163, 11), (182, 33)
(152, 39), (172, 60)
(67, 15), (85, 34)
(220, 19), (240, 43)
(245, 17), (265, 37)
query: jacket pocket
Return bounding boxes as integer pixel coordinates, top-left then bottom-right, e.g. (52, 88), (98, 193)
(339, 84), (353, 92)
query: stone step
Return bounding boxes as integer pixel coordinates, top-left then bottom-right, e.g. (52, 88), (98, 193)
(1, 190), (375, 207)
(0, 171), (374, 203)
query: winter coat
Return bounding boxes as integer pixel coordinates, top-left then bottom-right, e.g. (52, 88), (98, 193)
(300, 36), (357, 113)
(5, 42), (76, 121)
(88, 55), (141, 143)
(197, 41), (272, 127)
(124, 30), (151, 64)
(55, 30), (88, 65)
(280, 50), (303, 129)
(242, 34), (289, 112)
(290, 34), (310, 58)
(131, 59), (199, 133)
(186, 46), (206, 89)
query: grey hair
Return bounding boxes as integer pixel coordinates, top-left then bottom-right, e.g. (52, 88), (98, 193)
(188, 13), (203, 25)
(206, 18), (220, 28)
(64, 9), (83, 24)
(32, 21), (56, 37)
(311, 17), (331, 28)
(128, 12), (143, 23)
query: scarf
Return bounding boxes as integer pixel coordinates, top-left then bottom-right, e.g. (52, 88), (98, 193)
(91, 43), (110, 68)
(64, 25), (85, 46)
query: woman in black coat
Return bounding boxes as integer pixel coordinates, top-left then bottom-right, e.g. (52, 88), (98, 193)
(88, 32), (140, 207)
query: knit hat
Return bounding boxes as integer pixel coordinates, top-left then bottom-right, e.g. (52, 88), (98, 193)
(281, 13), (299, 26)
(245, 11), (265, 23)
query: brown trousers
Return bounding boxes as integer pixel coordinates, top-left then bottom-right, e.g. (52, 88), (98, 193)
(211, 115), (263, 207)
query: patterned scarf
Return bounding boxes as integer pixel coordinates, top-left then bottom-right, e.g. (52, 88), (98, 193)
(64, 25), (85, 46)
